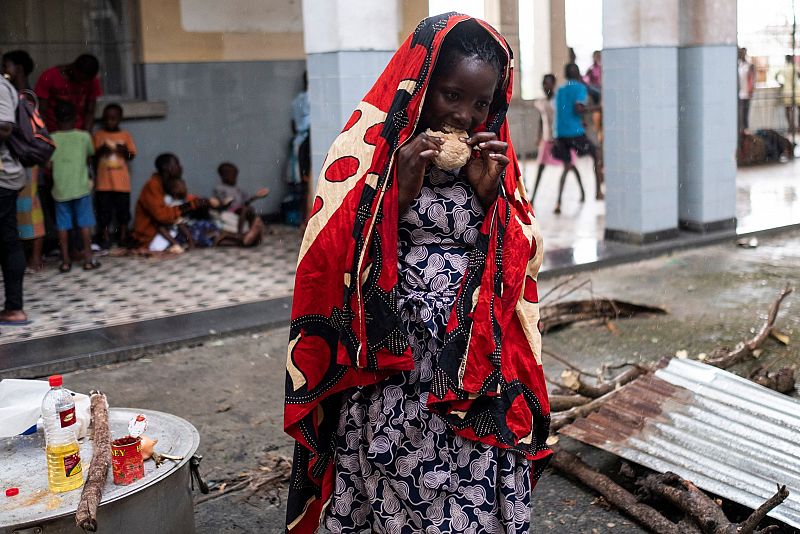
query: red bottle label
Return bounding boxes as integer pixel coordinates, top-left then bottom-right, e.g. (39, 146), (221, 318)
(58, 406), (76, 428)
(63, 453), (82, 477)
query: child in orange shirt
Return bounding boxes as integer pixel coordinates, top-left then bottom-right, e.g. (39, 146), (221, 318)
(93, 103), (136, 249)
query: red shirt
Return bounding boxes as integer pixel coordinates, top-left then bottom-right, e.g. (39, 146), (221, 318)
(34, 66), (102, 132)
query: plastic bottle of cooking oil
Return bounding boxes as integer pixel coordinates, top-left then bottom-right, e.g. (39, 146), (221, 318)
(41, 375), (84, 492)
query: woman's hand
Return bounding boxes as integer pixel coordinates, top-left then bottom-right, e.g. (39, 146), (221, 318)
(396, 132), (443, 214)
(463, 132), (509, 211)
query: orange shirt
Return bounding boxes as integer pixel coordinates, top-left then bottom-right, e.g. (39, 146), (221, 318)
(93, 129), (136, 192)
(132, 173), (205, 246)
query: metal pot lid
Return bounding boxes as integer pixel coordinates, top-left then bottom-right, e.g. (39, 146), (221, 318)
(0, 407), (200, 527)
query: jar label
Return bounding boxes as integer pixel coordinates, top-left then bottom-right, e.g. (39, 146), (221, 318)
(63, 453), (82, 477)
(59, 406), (76, 428)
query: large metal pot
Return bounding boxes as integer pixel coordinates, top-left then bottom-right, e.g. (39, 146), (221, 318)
(1, 408), (202, 534)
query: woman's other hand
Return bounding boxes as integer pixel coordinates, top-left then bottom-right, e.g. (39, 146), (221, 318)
(464, 132), (508, 211)
(396, 132), (444, 214)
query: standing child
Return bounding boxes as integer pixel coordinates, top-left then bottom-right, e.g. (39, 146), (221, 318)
(49, 102), (99, 272)
(93, 103), (136, 249)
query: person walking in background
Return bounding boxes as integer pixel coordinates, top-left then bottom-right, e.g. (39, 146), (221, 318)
(531, 73), (580, 205)
(553, 63), (603, 213)
(3, 50), (45, 273)
(584, 50), (602, 91)
(49, 102), (99, 273)
(777, 55), (800, 135)
(737, 47), (755, 133)
(34, 54), (102, 133)
(93, 103), (136, 250)
(0, 65), (30, 326)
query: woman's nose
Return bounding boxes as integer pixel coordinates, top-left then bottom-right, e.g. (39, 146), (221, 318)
(451, 106), (471, 130)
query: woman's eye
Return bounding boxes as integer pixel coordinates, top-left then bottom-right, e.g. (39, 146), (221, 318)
(476, 101), (489, 109)
(444, 92), (458, 101)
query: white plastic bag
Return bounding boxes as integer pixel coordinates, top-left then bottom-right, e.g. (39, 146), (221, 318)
(0, 379), (90, 439)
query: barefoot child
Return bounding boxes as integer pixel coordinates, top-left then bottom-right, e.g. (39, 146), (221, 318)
(49, 101), (99, 272)
(93, 103), (136, 249)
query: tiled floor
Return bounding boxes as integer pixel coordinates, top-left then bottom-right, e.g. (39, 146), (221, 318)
(524, 156), (800, 250)
(2, 159), (798, 349)
(2, 227), (302, 346)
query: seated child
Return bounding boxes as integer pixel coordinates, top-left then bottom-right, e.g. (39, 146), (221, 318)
(151, 176), (193, 253)
(211, 162), (268, 246)
(49, 101), (100, 272)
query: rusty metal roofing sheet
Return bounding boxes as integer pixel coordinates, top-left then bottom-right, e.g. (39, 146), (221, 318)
(559, 358), (800, 528)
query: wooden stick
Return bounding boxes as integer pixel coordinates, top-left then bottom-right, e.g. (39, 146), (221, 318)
(638, 472), (729, 533)
(707, 285), (793, 368)
(638, 473), (789, 534)
(571, 366), (645, 398)
(736, 484), (789, 534)
(551, 387), (623, 431)
(75, 391), (110, 532)
(549, 448), (681, 534)
(549, 394), (592, 412)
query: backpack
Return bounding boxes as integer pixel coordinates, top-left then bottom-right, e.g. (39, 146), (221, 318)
(5, 89), (56, 167)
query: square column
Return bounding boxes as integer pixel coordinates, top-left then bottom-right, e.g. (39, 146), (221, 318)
(603, 0), (681, 244)
(677, 1), (738, 232)
(302, 0), (400, 180)
(604, 47), (680, 243)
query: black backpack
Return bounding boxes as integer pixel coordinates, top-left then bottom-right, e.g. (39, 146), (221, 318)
(5, 89), (56, 167)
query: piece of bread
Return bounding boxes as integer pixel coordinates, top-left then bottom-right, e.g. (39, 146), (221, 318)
(425, 126), (470, 171)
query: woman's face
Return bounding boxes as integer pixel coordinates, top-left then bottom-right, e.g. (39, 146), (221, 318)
(420, 54), (499, 135)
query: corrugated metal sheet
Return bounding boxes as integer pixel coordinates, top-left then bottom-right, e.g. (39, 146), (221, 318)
(559, 358), (800, 528)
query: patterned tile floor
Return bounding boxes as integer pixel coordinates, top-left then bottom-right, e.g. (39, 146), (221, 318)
(1, 226), (302, 346)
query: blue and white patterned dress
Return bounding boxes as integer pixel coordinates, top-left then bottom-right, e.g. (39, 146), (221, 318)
(323, 167), (532, 534)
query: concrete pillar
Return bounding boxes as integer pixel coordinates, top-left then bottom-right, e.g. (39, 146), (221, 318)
(302, 0), (400, 181)
(531, 0), (553, 92)
(494, 0), (522, 100)
(549, 0), (568, 78)
(677, 0), (737, 232)
(603, 1), (681, 244)
(399, 0), (428, 47)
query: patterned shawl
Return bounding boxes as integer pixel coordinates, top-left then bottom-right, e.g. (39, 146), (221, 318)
(285, 14), (551, 532)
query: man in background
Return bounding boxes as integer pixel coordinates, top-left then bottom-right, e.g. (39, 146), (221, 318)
(737, 47), (755, 133)
(34, 54), (102, 133)
(0, 67), (29, 326)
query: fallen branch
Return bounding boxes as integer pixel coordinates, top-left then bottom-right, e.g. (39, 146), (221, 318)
(551, 387), (622, 431)
(707, 285), (793, 369)
(638, 472), (789, 534)
(561, 366), (646, 399)
(195, 452), (291, 505)
(549, 394), (592, 412)
(539, 299), (667, 334)
(75, 391), (110, 532)
(549, 448), (681, 534)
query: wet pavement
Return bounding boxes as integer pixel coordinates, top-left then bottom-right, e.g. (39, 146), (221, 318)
(2, 159), (798, 376)
(56, 229), (799, 533)
(528, 156), (800, 249)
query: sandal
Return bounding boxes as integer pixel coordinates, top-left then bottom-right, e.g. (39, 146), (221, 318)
(59, 263), (72, 274)
(83, 259), (102, 271)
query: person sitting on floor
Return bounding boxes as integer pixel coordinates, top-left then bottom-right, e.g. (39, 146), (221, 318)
(131, 153), (217, 251)
(211, 162), (267, 247)
(49, 102), (100, 272)
(150, 176), (194, 253)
